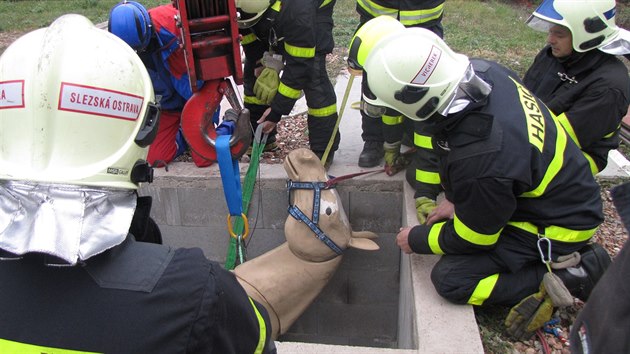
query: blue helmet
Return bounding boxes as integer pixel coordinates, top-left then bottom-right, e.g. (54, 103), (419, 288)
(108, 1), (152, 51)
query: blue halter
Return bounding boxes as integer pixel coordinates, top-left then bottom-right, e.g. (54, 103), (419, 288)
(286, 179), (344, 255)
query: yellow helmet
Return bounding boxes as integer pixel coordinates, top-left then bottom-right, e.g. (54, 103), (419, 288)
(362, 27), (470, 121)
(0, 14), (160, 189)
(236, 0), (272, 28)
(347, 16), (405, 73)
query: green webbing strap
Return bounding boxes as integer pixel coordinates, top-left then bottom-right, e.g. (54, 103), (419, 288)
(225, 125), (268, 270)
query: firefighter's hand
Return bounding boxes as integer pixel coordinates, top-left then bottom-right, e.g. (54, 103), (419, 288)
(253, 52), (284, 105)
(426, 199), (454, 226)
(415, 197), (437, 225)
(505, 283), (554, 340)
(396, 227), (413, 254)
(254, 68), (280, 105)
(384, 141), (411, 176)
(257, 108), (277, 134)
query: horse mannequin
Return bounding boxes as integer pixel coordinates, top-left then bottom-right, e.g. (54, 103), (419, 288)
(234, 148), (379, 339)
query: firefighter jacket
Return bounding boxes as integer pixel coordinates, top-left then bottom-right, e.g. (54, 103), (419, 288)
(408, 59), (603, 255)
(523, 46), (629, 174)
(355, 0), (444, 27)
(240, 0), (336, 123)
(141, 5), (203, 111)
(0, 235), (275, 354)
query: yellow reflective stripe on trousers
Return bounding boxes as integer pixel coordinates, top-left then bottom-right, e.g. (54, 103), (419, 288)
(382, 114), (403, 126)
(415, 169), (440, 185)
(454, 214), (500, 246)
(278, 83), (302, 99)
(356, 0), (397, 17)
(468, 273), (499, 306)
(520, 115), (567, 198)
(556, 112), (580, 148)
(270, 0), (281, 11)
(308, 103), (337, 117)
(249, 297), (267, 354)
(414, 132), (433, 149)
(399, 5), (444, 26)
(241, 33), (258, 45)
(0, 338), (100, 354)
(507, 221), (596, 243)
(428, 221), (445, 255)
(244, 95), (267, 106)
(284, 42), (315, 58)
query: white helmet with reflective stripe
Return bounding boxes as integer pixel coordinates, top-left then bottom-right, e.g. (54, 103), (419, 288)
(362, 27), (470, 121)
(236, 0), (271, 28)
(527, 0), (630, 54)
(0, 14), (159, 189)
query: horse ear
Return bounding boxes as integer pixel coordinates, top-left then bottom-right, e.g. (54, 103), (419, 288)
(348, 235), (380, 251)
(352, 230), (378, 239)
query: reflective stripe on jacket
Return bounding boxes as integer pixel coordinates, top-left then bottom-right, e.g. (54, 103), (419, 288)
(408, 59), (603, 255)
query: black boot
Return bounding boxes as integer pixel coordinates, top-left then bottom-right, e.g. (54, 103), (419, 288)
(358, 141), (384, 167)
(556, 243), (612, 302)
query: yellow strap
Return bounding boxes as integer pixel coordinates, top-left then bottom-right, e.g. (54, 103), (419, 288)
(507, 221), (596, 243)
(427, 222), (445, 255)
(0, 338), (99, 354)
(249, 297), (267, 354)
(453, 214), (501, 246)
(468, 273), (499, 306)
(308, 103), (337, 118)
(284, 42), (315, 58)
(278, 82), (302, 99)
(415, 169), (441, 185)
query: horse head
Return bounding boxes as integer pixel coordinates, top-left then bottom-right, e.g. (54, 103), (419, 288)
(283, 148), (379, 262)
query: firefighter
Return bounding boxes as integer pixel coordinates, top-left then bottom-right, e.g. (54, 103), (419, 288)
(358, 23), (611, 336)
(236, 0), (340, 168)
(109, 1), (217, 168)
(350, 1), (445, 223)
(0, 15), (275, 353)
(523, 0), (630, 175)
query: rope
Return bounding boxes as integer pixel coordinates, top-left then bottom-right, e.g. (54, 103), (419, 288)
(321, 72), (355, 166)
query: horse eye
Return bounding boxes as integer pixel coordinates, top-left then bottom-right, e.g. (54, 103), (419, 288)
(325, 207), (332, 216)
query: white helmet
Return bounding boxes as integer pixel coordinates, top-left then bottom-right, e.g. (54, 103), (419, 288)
(236, 0), (272, 29)
(0, 14), (160, 189)
(362, 27), (470, 121)
(347, 16), (405, 73)
(527, 0), (630, 54)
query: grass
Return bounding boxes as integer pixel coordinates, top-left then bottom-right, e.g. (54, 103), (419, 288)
(0, 0), (166, 32)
